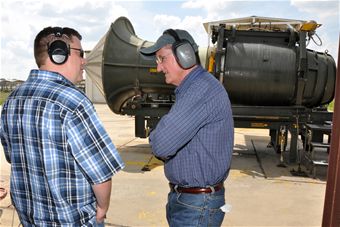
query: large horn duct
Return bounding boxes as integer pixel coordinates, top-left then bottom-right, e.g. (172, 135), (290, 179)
(86, 16), (173, 114)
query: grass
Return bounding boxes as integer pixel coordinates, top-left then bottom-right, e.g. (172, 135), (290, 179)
(0, 92), (11, 105)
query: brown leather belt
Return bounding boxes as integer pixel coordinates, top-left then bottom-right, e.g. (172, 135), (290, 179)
(169, 182), (224, 194)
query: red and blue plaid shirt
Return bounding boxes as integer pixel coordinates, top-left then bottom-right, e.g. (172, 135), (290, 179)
(0, 69), (124, 226)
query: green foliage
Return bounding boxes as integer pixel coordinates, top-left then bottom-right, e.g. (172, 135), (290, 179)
(0, 92), (10, 105)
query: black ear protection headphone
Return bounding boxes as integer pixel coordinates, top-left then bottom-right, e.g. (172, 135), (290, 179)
(163, 29), (197, 69)
(47, 27), (70, 65)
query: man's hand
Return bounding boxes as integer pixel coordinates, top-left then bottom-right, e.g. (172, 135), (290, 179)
(92, 179), (112, 224)
(96, 206), (107, 223)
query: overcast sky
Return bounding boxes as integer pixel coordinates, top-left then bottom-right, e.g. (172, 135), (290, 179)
(1, 0), (339, 80)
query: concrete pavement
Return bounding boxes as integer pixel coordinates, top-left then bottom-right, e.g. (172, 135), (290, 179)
(0, 104), (327, 226)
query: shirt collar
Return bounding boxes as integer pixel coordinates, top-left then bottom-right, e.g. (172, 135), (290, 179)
(28, 69), (74, 86)
(175, 65), (204, 95)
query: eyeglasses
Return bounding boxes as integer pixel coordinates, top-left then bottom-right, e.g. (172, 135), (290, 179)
(155, 53), (172, 64)
(70, 47), (84, 58)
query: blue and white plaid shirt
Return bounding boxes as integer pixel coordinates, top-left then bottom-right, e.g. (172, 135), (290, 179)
(0, 70), (124, 226)
(149, 66), (234, 187)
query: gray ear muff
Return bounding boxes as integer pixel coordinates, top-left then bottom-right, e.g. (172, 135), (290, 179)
(174, 41), (196, 69)
(163, 29), (197, 69)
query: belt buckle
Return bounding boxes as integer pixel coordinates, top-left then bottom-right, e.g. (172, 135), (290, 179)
(169, 183), (179, 193)
(174, 185), (179, 193)
(209, 185), (215, 193)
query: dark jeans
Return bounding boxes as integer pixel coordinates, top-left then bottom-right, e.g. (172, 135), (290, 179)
(166, 187), (225, 227)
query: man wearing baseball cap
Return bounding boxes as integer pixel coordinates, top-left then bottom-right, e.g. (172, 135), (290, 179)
(140, 29), (234, 227)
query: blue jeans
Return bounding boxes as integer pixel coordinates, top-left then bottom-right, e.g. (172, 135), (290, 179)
(95, 220), (105, 227)
(166, 187), (226, 227)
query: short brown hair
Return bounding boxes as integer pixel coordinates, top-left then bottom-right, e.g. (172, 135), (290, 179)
(34, 27), (82, 67)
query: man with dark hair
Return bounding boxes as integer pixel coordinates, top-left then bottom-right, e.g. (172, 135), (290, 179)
(140, 29), (234, 226)
(0, 26), (124, 226)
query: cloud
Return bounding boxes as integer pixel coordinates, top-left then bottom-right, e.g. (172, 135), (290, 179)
(291, 0), (339, 19)
(153, 14), (182, 33)
(1, 46), (36, 80)
(180, 16), (208, 46)
(181, 0), (233, 21)
(1, 0), (131, 79)
(1, 0), (338, 80)
(182, 0), (231, 12)
(149, 14), (208, 47)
